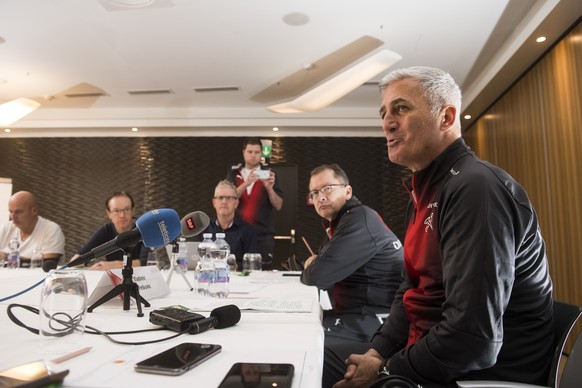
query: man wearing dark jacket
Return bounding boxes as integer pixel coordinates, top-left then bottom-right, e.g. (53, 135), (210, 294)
(301, 163), (403, 348)
(329, 67), (553, 388)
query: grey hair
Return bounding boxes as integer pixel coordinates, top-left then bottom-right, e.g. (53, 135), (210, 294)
(214, 179), (238, 196)
(379, 66), (462, 122)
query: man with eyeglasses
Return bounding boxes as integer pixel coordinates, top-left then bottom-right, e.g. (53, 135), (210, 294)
(69, 191), (148, 270)
(300, 164), (403, 365)
(200, 180), (258, 271)
(226, 137), (283, 269)
(0, 191), (65, 267)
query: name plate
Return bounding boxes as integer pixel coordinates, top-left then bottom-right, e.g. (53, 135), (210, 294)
(88, 266), (171, 308)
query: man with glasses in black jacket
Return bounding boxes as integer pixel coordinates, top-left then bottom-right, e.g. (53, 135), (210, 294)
(301, 163), (403, 363)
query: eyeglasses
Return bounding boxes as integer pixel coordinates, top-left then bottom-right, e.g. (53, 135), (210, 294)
(307, 184), (347, 201)
(109, 207), (132, 215)
(214, 196), (238, 202)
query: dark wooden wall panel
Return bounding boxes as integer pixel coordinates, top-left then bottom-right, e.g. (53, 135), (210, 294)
(0, 136), (410, 263)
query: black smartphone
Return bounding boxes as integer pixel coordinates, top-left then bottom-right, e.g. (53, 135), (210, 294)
(134, 342), (221, 376)
(0, 360), (69, 388)
(218, 362), (294, 388)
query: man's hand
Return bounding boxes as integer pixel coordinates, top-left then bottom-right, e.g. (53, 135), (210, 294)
(90, 260), (123, 270)
(262, 170), (276, 190)
(303, 254), (317, 268)
(333, 349), (384, 388)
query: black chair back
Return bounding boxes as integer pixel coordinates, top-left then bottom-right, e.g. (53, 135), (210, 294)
(548, 301), (582, 387)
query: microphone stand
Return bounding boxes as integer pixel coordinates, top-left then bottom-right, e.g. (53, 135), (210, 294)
(87, 253), (150, 317)
(166, 241), (194, 291)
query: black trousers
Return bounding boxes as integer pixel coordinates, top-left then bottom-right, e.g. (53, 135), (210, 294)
(321, 312), (383, 388)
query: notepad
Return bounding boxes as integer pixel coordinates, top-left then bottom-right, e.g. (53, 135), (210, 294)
(188, 298), (315, 313)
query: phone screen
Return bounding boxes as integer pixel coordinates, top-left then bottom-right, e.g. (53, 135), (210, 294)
(134, 342), (221, 376)
(218, 363), (294, 388)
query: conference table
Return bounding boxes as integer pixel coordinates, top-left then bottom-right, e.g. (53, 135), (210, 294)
(0, 267), (324, 387)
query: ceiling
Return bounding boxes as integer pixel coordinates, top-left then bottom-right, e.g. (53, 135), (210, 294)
(0, 0), (581, 137)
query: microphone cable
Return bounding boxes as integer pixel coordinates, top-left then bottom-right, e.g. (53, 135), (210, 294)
(6, 303), (192, 346)
(0, 263), (70, 303)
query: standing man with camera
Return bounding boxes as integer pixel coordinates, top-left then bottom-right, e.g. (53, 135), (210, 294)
(227, 137), (283, 269)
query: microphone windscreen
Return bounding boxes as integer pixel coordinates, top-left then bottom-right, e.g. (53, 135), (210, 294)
(42, 260), (58, 272)
(136, 208), (181, 248)
(210, 304), (241, 329)
(181, 211), (210, 237)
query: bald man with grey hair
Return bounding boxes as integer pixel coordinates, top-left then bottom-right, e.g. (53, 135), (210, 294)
(0, 191), (65, 266)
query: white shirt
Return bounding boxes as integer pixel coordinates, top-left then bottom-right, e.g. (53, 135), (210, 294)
(0, 216), (65, 258)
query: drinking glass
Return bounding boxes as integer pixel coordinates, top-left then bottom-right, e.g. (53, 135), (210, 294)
(30, 248), (43, 269)
(243, 253), (262, 272)
(39, 270), (88, 353)
(146, 248), (159, 268)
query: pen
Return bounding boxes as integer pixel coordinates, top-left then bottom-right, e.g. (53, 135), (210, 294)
(302, 236), (315, 256)
(51, 346), (93, 364)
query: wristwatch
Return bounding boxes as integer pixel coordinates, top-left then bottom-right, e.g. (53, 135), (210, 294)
(378, 359), (390, 376)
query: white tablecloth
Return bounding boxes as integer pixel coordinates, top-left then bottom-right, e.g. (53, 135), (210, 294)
(0, 268), (324, 387)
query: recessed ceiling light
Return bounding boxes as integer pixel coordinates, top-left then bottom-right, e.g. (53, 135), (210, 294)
(536, 36), (547, 43)
(131, 127), (138, 132)
(282, 12), (310, 26)
(272, 127), (279, 132)
(4, 129), (11, 133)
(464, 114), (472, 120)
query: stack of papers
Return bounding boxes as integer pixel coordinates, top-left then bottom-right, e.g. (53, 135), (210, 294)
(188, 298), (314, 313)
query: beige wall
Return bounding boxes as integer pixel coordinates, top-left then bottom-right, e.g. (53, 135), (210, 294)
(464, 21), (582, 305)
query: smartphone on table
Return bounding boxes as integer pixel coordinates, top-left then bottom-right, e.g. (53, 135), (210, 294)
(218, 362), (294, 388)
(134, 342), (221, 376)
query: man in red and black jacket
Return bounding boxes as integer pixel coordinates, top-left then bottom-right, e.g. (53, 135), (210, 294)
(226, 137), (283, 269)
(327, 67), (553, 388)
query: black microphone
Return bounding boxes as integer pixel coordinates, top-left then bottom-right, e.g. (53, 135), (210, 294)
(67, 208), (181, 268)
(42, 260), (58, 273)
(188, 305), (241, 334)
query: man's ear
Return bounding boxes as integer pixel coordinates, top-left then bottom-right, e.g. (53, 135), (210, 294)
(441, 105), (457, 131)
(345, 185), (353, 199)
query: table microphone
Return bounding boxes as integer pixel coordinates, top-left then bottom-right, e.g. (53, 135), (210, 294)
(180, 211), (210, 237)
(42, 260), (58, 273)
(188, 304), (241, 334)
(67, 208), (181, 268)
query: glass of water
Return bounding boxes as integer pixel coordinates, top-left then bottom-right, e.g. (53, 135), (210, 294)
(39, 270), (88, 353)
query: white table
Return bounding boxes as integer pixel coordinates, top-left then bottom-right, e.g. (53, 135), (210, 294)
(0, 268), (324, 387)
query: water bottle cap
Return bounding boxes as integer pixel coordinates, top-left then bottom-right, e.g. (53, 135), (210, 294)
(216, 233), (226, 238)
(203, 233), (213, 238)
(179, 237), (186, 242)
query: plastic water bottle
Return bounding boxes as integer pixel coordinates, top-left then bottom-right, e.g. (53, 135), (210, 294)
(176, 237), (189, 272)
(211, 233), (230, 298)
(7, 237), (20, 269)
(196, 233), (216, 296)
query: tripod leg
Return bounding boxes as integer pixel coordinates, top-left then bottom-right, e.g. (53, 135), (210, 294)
(166, 265), (174, 286)
(176, 265), (194, 291)
(88, 284), (126, 313)
(128, 282), (148, 317)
